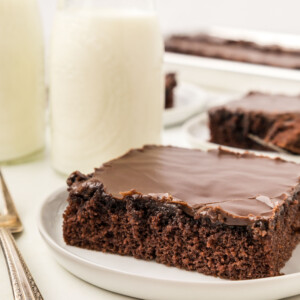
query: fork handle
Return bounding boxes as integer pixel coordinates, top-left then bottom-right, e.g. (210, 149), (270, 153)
(0, 228), (43, 300)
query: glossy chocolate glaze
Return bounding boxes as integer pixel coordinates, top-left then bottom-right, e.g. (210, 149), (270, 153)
(71, 146), (300, 226)
(213, 91), (300, 114)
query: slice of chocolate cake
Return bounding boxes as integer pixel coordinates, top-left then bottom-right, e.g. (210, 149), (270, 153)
(165, 33), (300, 69)
(63, 146), (300, 280)
(209, 91), (300, 153)
(165, 73), (177, 109)
(264, 117), (300, 153)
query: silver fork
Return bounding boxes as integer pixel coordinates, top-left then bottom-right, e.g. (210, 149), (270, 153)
(0, 169), (43, 300)
(247, 133), (293, 155)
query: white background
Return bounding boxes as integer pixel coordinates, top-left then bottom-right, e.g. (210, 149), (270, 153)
(38, 0), (300, 43)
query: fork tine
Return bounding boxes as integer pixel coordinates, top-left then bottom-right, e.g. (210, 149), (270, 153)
(0, 169), (22, 224)
(0, 168), (43, 299)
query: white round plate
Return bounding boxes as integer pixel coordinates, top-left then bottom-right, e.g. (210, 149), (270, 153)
(38, 188), (300, 300)
(183, 112), (300, 164)
(163, 82), (210, 127)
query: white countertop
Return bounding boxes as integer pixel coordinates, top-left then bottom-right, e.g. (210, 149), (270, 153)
(0, 126), (299, 300)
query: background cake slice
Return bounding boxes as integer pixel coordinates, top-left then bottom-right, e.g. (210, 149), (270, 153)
(165, 73), (177, 109)
(165, 33), (300, 69)
(63, 146), (300, 280)
(209, 91), (300, 153)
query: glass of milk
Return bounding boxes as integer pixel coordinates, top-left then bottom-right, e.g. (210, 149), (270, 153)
(0, 0), (45, 163)
(50, 0), (164, 174)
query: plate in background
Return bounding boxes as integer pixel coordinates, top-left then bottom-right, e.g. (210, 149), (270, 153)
(38, 188), (300, 300)
(164, 52), (300, 95)
(163, 82), (210, 127)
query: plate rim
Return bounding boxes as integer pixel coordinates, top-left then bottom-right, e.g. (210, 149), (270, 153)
(38, 187), (300, 288)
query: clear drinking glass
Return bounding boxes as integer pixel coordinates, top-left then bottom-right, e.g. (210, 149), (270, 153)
(50, 0), (164, 175)
(0, 0), (45, 164)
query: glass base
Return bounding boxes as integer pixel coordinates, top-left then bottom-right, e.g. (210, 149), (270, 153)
(0, 147), (45, 166)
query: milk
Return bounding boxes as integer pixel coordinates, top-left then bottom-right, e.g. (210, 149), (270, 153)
(0, 0), (45, 162)
(50, 9), (164, 174)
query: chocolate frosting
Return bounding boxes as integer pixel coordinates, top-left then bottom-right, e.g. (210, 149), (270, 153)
(165, 34), (300, 69)
(73, 146), (300, 226)
(215, 91), (300, 114)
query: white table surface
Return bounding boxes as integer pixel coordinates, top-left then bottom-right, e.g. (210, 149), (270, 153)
(0, 126), (299, 300)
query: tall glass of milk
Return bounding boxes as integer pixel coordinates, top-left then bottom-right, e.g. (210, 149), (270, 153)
(50, 0), (164, 174)
(0, 0), (45, 163)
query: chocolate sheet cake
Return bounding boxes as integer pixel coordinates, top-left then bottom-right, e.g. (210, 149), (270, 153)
(165, 73), (177, 109)
(209, 91), (300, 153)
(165, 33), (300, 69)
(63, 146), (300, 280)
